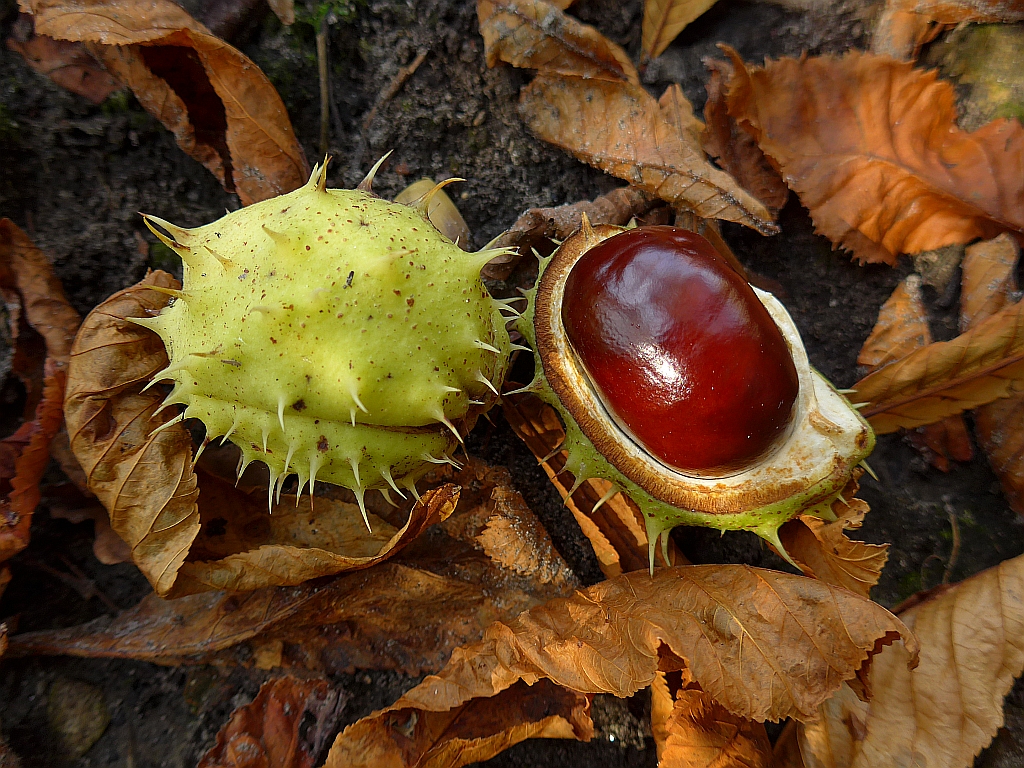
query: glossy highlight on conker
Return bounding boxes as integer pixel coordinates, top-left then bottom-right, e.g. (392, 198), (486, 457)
(560, 226), (799, 475)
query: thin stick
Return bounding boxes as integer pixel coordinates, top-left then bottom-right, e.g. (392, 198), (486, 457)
(317, 23), (330, 157)
(942, 499), (961, 584)
(361, 49), (428, 134)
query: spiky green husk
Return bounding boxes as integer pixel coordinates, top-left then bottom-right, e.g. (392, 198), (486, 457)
(138, 165), (512, 513)
(518, 229), (875, 564)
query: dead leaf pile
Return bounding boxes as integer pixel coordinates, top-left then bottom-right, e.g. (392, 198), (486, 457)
(12, 0), (308, 204)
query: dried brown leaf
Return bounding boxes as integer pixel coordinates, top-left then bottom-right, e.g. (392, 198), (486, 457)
(326, 564), (916, 768)
(8, 459), (577, 676)
(773, 720), (805, 768)
(23, 0), (308, 205)
(478, 0), (638, 83)
(726, 49), (1024, 265)
(779, 516), (889, 598)
(198, 676), (346, 768)
(393, 178), (471, 249)
(502, 393), (681, 576)
(800, 553), (1024, 768)
(641, 0), (720, 62)
(651, 674), (773, 768)
(6, 31), (120, 104)
(852, 295), (1024, 433)
(520, 74), (779, 235)
(62, 273), (456, 597)
(961, 234), (1024, 514)
(701, 59), (788, 215)
(873, 0), (1024, 60)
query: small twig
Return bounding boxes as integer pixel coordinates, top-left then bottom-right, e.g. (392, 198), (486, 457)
(22, 555), (119, 613)
(942, 498), (961, 584)
(316, 21), (330, 157)
(361, 48), (429, 135)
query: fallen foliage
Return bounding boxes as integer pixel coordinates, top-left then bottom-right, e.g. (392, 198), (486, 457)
(961, 234), (1024, 514)
(62, 272), (456, 597)
(20, 0), (308, 204)
(799, 553), (1024, 767)
(198, 676), (346, 768)
(641, 0), (721, 62)
(726, 49), (1024, 264)
(0, 220), (80, 568)
(327, 565), (916, 768)
(478, 0), (638, 83)
(520, 74), (778, 235)
(701, 58), (788, 215)
(873, 0), (1024, 60)
(8, 459), (578, 676)
(6, 21), (120, 104)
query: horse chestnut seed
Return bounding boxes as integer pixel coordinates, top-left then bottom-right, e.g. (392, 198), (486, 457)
(561, 226), (799, 475)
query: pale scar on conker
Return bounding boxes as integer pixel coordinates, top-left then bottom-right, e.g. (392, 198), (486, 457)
(134, 160), (516, 526)
(515, 217), (875, 567)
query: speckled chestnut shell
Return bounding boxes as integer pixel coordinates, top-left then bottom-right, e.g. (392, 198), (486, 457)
(518, 219), (875, 557)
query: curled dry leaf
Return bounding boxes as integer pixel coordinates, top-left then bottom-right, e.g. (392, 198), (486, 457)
(502, 393), (681, 577)
(852, 293), (1024, 433)
(726, 49), (1024, 265)
(393, 178), (472, 250)
(651, 673), (773, 768)
(478, 0), (638, 84)
(21, 0), (308, 205)
(641, 0), (720, 62)
(198, 676), (346, 768)
(799, 553), (1024, 768)
(520, 74), (779, 235)
(858, 274), (973, 470)
(873, 0), (1024, 60)
(0, 220), (80, 566)
(961, 234), (1024, 514)
(701, 59), (788, 215)
(6, 26), (120, 104)
(326, 564), (915, 768)
(62, 272), (457, 597)
(8, 459), (578, 676)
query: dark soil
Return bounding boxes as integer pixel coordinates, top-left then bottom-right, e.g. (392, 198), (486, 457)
(2, 0), (1024, 765)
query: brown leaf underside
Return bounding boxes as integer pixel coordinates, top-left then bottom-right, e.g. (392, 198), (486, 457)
(641, 0), (720, 62)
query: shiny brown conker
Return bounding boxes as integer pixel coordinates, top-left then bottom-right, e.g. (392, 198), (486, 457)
(561, 226), (799, 475)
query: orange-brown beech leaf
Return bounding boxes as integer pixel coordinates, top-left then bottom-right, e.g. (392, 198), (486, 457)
(478, 0), (638, 84)
(6, 30), (120, 104)
(873, 0), (1024, 60)
(852, 295), (1024, 433)
(62, 272), (457, 597)
(198, 676), (346, 768)
(520, 74), (779, 236)
(858, 275), (973, 470)
(651, 673), (773, 768)
(702, 59), (788, 215)
(960, 234), (1024, 514)
(326, 564), (915, 768)
(725, 49), (1024, 265)
(641, 0), (720, 62)
(0, 220), (80, 565)
(799, 553), (1024, 768)
(21, 0), (308, 205)
(8, 459), (577, 676)
(503, 393), (682, 577)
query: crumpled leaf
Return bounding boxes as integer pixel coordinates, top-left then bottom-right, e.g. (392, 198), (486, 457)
(0, 220), (80, 566)
(393, 178), (472, 250)
(852, 293), (1024, 433)
(701, 58), (788, 215)
(873, 0), (1024, 60)
(478, 0), (638, 84)
(20, 0), (308, 205)
(503, 393), (681, 577)
(799, 552), (1024, 768)
(726, 49), (1024, 264)
(858, 274), (973, 470)
(651, 672), (772, 768)
(8, 459), (578, 676)
(641, 0), (720, 62)
(327, 563), (916, 768)
(62, 272), (457, 597)
(960, 234), (1024, 514)
(520, 74), (779, 235)
(6, 21), (120, 104)
(198, 676), (346, 768)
